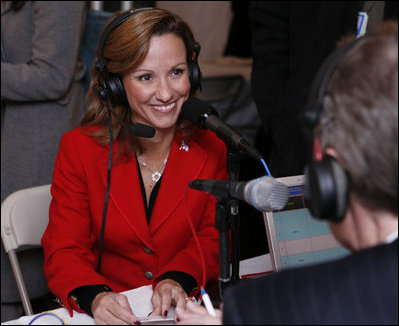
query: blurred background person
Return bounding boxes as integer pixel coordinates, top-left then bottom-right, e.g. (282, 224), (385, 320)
(1, 1), (86, 321)
(249, 1), (361, 178)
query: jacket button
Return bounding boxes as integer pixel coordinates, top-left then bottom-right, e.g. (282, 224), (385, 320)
(144, 247), (153, 254)
(144, 271), (154, 280)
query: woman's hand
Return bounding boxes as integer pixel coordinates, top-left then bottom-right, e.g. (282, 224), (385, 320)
(91, 291), (139, 325)
(175, 301), (222, 325)
(150, 279), (188, 317)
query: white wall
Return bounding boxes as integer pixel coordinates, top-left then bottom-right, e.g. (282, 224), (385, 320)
(156, 1), (233, 62)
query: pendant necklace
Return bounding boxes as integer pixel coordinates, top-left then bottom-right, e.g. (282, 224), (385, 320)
(137, 155), (168, 182)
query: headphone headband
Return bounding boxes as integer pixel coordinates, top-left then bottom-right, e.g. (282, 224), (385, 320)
(95, 7), (202, 107)
(301, 37), (365, 137)
(301, 36), (366, 223)
(96, 7), (154, 73)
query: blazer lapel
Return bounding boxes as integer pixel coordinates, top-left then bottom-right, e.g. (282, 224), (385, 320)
(97, 151), (153, 249)
(150, 140), (207, 233)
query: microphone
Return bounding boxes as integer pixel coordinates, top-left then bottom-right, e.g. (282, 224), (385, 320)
(182, 97), (263, 161)
(127, 122), (155, 138)
(189, 176), (289, 212)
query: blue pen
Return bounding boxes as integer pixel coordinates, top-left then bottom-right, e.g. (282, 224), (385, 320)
(200, 286), (216, 317)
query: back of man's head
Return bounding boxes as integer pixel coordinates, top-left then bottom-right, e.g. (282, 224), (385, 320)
(319, 20), (398, 215)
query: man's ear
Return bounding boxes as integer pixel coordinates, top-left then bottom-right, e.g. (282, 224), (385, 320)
(324, 147), (347, 169)
(325, 147), (338, 158)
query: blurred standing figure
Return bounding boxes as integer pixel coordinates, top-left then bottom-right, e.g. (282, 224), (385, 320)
(249, 1), (361, 177)
(1, 1), (86, 322)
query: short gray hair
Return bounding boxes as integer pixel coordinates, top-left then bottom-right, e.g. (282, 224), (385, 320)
(320, 21), (398, 214)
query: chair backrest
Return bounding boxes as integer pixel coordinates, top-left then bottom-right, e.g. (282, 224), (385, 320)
(1, 184), (51, 252)
(1, 184), (52, 315)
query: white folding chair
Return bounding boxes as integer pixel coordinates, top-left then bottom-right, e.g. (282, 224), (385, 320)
(1, 184), (52, 316)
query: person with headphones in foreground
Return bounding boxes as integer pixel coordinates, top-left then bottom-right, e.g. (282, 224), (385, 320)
(175, 20), (398, 325)
(41, 7), (228, 325)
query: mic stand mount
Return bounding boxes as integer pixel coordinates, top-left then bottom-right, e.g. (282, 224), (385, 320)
(216, 147), (241, 299)
(226, 148), (241, 285)
(214, 197), (231, 298)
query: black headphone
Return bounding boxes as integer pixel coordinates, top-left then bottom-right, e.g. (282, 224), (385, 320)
(301, 37), (364, 223)
(95, 7), (202, 108)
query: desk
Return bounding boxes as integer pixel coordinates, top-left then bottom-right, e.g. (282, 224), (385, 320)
(2, 254), (272, 325)
(1, 285), (166, 325)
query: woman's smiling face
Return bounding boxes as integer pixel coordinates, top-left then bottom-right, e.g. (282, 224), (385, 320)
(123, 33), (190, 131)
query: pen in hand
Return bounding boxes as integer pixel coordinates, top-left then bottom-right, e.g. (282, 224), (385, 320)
(200, 286), (216, 317)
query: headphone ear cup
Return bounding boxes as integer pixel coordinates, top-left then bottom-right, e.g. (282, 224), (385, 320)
(94, 84), (110, 102)
(189, 60), (201, 93)
(189, 41), (202, 93)
(104, 73), (129, 108)
(305, 155), (348, 222)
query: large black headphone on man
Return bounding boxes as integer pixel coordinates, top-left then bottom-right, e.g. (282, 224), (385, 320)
(301, 36), (365, 223)
(94, 7), (202, 108)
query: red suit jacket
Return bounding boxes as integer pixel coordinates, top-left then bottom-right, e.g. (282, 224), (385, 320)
(42, 127), (228, 314)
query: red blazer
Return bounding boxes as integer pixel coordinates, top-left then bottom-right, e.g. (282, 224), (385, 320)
(42, 127), (228, 314)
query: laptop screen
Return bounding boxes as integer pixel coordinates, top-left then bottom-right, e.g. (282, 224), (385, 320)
(263, 175), (350, 272)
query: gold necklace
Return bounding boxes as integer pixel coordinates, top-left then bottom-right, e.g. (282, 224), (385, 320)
(137, 155), (168, 182)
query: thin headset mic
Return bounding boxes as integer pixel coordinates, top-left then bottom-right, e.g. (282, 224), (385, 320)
(93, 85), (156, 138)
(97, 106), (113, 273)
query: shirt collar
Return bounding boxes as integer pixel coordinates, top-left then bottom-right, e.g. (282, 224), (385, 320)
(385, 229), (398, 244)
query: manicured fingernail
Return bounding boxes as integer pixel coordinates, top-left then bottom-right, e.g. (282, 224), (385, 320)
(134, 321), (141, 325)
(176, 317), (181, 322)
(164, 310), (168, 317)
(147, 311), (152, 316)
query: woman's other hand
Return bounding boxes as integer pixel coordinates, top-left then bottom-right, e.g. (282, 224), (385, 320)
(150, 279), (188, 317)
(91, 291), (138, 325)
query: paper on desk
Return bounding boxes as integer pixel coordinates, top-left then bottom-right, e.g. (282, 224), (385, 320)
(122, 285), (175, 323)
(1, 285), (174, 325)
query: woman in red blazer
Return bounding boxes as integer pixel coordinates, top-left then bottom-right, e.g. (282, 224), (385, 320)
(41, 8), (227, 325)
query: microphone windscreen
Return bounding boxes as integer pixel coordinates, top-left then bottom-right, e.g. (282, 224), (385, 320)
(247, 176), (289, 211)
(182, 97), (218, 128)
(130, 123), (156, 138)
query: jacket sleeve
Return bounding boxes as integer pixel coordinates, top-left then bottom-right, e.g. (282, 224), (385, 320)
(41, 132), (110, 316)
(1, 1), (86, 102)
